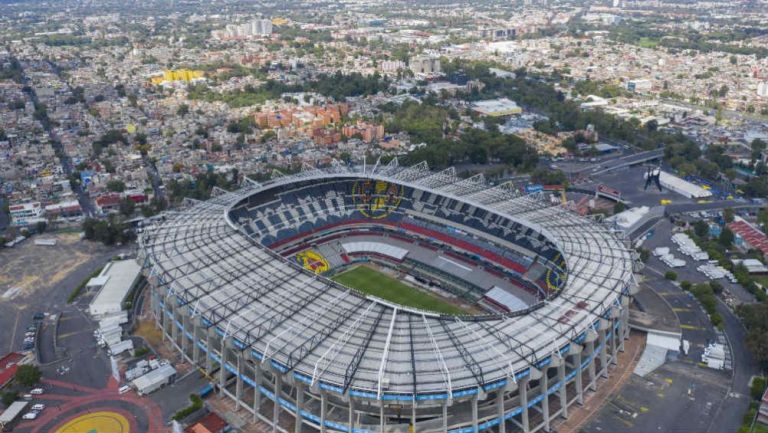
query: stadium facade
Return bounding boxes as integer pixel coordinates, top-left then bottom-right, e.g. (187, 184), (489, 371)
(138, 161), (637, 433)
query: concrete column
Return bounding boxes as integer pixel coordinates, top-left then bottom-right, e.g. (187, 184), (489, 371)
(598, 329), (608, 378)
(558, 359), (567, 419)
(411, 401), (417, 433)
(205, 330), (213, 374)
(320, 392), (327, 433)
(161, 303), (169, 341)
(619, 306), (628, 352)
(610, 321), (618, 365)
(273, 372), (282, 433)
(379, 402), (385, 433)
(295, 383), (305, 433)
(471, 394), (479, 433)
(219, 342), (227, 395)
(520, 378), (530, 433)
(496, 391), (505, 433)
(541, 367), (550, 432)
(573, 351), (583, 406)
(349, 398), (355, 433)
(236, 353), (244, 409)
(171, 300), (179, 343)
(586, 340), (596, 392)
(181, 311), (189, 357)
(253, 362), (263, 422)
(192, 319), (201, 364)
(150, 289), (159, 323)
(442, 400), (448, 433)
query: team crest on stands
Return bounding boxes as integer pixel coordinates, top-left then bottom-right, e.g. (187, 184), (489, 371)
(352, 180), (403, 219)
(295, 250), (330, 274)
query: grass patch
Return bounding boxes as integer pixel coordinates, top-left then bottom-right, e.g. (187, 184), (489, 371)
(638, 37), (660, 48)
(67, 265), (104, 303)
(172, 393), (203, 421)
(332, 266), (465, 315)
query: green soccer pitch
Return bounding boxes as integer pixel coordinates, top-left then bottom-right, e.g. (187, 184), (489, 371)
(331, 265), (465, 315)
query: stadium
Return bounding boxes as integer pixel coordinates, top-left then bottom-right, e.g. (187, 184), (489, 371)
(138, 161), (637, 433)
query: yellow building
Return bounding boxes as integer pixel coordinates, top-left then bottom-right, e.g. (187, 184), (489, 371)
(149, 69), (204, 85)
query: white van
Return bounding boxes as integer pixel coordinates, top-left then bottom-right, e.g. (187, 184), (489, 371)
(118, 385), (131, 395)
(30, 388), (44, 395)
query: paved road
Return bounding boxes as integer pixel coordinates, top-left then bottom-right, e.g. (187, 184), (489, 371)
(666, 200), (764, 215)
(0, 198), (9, 230)
(19, 59), (95, 218)
(636, 219), (759, 433)
(588, 149), (665, 176)
(710, 299), (759, 433)
(141, 153), (165, 202)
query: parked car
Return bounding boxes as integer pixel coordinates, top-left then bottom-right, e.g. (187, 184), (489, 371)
(22, 412), (38, 420)
(118, 385), (131, 395)
(31, 403), (45, 411)
(30, 388), (44, 395)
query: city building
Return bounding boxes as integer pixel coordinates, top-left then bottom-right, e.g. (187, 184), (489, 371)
(185, 412), (229, 433)
(472, 98), (523, 117)
(342, 121), (385, 143)
(626, 79), (653, 93)
(213, 18), (273, 40)
(379, 60), (406, 74)
(88, 259), (143, 318)
(8, 202), (45, 226)
(409, 55), (441, 75)
(0, 352), (25, 390)
(758, 81), (768, 98)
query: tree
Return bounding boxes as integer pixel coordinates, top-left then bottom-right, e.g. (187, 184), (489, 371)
(718, 227), (734, 248)
(135, 133), (147, 146)
(15, 365), (42, 387)
(723, 208), (734, 223)
(693, 220), (710, 238)
(1, 391), (17, 407)
(177, 104), (189, 117)
(119, 197), (135, 217)
(639, 248), (650, 263)
(106, 179), (126, 192)
(680, 280), (692, 291)
(35, 221), (47, 234)
(664, 271), (677, 281)
(613, 201), (627, 214)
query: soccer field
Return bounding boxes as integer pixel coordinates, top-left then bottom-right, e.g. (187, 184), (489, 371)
(332, 265), (465, 315)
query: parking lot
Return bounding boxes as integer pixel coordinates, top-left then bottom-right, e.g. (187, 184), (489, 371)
(584, 360), (733, 433)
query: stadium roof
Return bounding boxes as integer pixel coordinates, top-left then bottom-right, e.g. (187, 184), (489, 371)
(138, 161), (635, 397)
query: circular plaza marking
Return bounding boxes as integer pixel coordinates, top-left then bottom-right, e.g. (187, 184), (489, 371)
(54, 411), (130, 433)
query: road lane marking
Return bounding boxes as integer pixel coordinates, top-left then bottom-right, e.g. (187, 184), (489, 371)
(9, 309), (20, 352)
(680, 324), (705, 330)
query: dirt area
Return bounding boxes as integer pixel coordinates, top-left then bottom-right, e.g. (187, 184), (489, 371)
(135, 320), (164, 348)
(0, 232), (114, 304)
